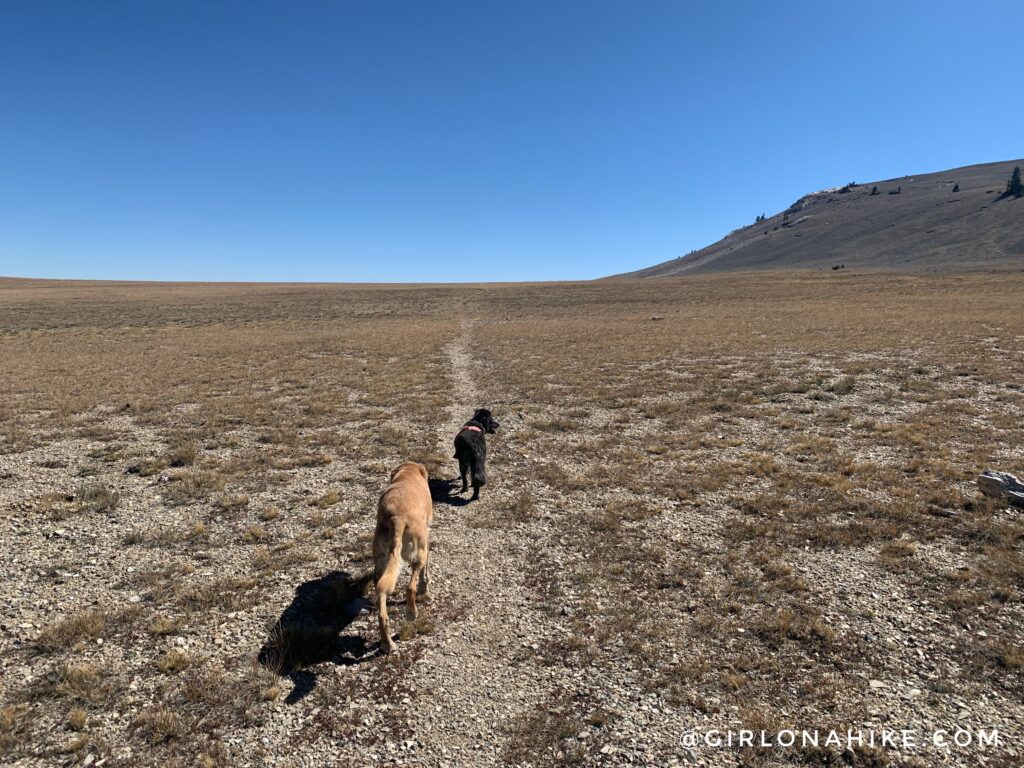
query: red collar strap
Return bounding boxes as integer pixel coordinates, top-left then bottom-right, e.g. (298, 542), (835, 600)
(458, 425), (483, 437)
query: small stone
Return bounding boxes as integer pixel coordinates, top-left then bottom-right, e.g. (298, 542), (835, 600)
(869, 679), (885, 689)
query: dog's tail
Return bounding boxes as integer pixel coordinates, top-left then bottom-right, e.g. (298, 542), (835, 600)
(375, 519), (406, 597)
(472, 464), (486, 488)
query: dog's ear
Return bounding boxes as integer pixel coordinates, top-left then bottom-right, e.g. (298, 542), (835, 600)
(417, 463), (428, 481)
(391, 461), (414, 480)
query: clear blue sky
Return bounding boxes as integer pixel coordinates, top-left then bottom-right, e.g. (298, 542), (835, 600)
(2, 2), (1021, 282)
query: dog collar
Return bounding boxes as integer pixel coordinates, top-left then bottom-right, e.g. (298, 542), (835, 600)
(458, 425), (483, 436)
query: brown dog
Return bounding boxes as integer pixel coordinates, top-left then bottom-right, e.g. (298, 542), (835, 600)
(372, 461), (432, 654)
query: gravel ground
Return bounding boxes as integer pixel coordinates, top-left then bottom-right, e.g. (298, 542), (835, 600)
(2, 275), (1023, 767)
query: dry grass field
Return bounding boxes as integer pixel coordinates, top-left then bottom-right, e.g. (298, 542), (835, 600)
(1, 272), (1022, 767)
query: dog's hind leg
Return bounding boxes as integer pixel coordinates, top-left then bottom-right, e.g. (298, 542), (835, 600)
(407, 559), (424, 619)
(377, 590), (396, 654)
(458, 454), (470, 494)
(471, 463), (485, 501)
(374, 523), (404, 655)
(417, 544), (431, 601)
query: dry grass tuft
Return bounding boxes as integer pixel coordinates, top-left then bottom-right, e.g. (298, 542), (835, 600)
(130, 706), (186, 745)
(829, 374), (856, 394)
(509, 490), (537, 521)
(54, 663), (114, 706)
(156, 650), (191, 674)
(67, 707), (88, 731)
(76, 482), (120, 513)
(163, 469), (226, 505)
(312, 490), (341, 508)
(34, 610), (107, 654)
(398, 614), (437, 641)
(0, 705), (29, 754)
(148, 615), (181, 636)
(165, 436), (198, 467)
(997, 645), (1024, 669)
(216, 493), (250, 511)
(242, 524), (268, 543)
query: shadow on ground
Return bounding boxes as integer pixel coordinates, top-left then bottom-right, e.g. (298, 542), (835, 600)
(260, 478), (465, 703)
(257, 569), (374, 703)
(429, 476), (472, 507)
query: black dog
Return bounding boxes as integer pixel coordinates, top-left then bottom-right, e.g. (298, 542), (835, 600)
(453, 408), (499, 501)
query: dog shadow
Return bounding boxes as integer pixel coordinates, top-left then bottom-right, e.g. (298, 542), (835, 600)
(429, 477), (472, 507)
(257, 569), (375, 703)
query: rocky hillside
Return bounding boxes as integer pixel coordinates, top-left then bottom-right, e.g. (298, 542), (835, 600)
(621, 159), (1024, 276)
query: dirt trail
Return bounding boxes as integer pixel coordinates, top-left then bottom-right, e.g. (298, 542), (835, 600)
(401, 322), (558, 766)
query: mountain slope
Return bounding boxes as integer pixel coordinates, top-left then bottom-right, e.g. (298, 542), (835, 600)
(621, 159), (1024, 276)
